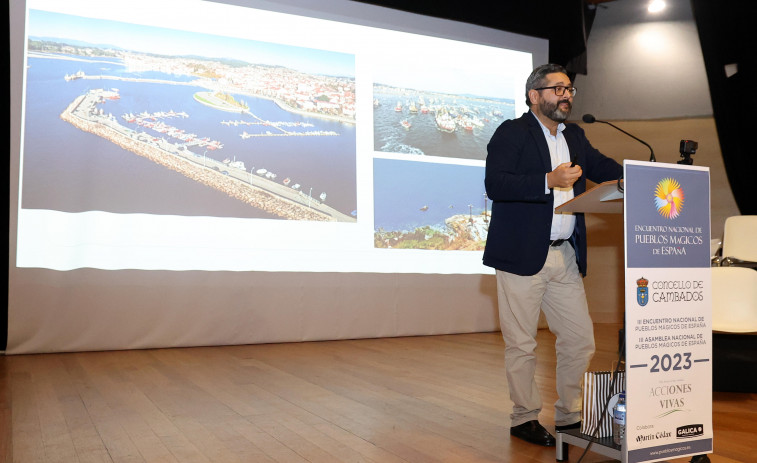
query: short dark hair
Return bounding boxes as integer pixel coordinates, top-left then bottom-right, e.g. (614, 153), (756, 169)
(525, 63), (569, 106)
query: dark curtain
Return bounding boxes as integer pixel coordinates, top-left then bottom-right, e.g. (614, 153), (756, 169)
(553, 1), (598, 79)
(691, 0), (755, 215)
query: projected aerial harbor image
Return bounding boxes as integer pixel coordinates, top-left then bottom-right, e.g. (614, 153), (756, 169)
(373, 159), (490, 250)
(22, 10), (357, 222)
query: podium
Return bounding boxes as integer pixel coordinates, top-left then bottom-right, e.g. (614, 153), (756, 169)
(554, 160), (713, 463)
(556, 179), (624, 214)
(555, 179), (625, 462)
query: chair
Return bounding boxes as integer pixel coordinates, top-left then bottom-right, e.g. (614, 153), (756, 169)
(712, 266), (757, 332)
(721, 215), (757, 267)
(711, 266), (757, 392)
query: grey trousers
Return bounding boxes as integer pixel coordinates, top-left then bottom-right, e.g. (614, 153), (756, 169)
(496, 242), (595, 427)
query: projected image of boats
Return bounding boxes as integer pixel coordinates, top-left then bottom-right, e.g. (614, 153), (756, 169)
(372, 85), (515, 160)
(122, 110), (224, 149)
(373, 158), (490, 251)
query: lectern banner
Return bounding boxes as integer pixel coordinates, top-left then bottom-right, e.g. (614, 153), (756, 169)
(623, 160), (712, 463)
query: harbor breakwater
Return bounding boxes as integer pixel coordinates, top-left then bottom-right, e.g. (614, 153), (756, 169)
(60, 94), (333, 222)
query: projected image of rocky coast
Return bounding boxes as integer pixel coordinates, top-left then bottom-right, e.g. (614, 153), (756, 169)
(373, 159), (490, 251)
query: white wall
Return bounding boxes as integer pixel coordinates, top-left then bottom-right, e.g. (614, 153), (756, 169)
(571, 0), (712, 120)
(568, 0), (740, 324)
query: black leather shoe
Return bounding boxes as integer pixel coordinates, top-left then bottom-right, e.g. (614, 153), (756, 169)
(555, 421), (581, 432)
(510, 420), (556, 447)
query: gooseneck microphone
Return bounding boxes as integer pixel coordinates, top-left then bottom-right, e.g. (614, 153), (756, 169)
(582, 114), (656, 162)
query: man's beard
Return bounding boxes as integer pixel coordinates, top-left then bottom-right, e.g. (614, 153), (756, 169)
(541, 99), (572, 122)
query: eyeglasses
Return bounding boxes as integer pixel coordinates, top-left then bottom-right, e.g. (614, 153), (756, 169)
(534, 86), (577, 97)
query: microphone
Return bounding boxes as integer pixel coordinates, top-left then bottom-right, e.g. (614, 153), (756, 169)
(582, 114), (656, 162)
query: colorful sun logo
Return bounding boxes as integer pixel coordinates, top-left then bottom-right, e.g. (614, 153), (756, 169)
(654, 178), (684, 219)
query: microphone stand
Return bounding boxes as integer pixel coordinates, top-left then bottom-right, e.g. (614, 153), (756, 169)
(583, 116), (656, 163)
(581, 114), (656, 194)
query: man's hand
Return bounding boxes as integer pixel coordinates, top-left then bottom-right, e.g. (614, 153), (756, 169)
(547, 162), (582, 189)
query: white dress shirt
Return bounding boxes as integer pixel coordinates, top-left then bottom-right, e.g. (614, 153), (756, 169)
(532, 112), (576, 240)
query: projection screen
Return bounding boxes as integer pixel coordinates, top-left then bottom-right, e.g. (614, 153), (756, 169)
(8, 0), (548, 353)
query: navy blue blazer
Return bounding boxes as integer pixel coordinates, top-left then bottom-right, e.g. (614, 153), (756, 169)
(483, 112), (622, 276)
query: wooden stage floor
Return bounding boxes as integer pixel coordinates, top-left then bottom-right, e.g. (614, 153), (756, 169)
(1, 324), (754, 462)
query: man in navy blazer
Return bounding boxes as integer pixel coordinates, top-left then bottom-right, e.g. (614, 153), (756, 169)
(484, 64), (622, 448)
